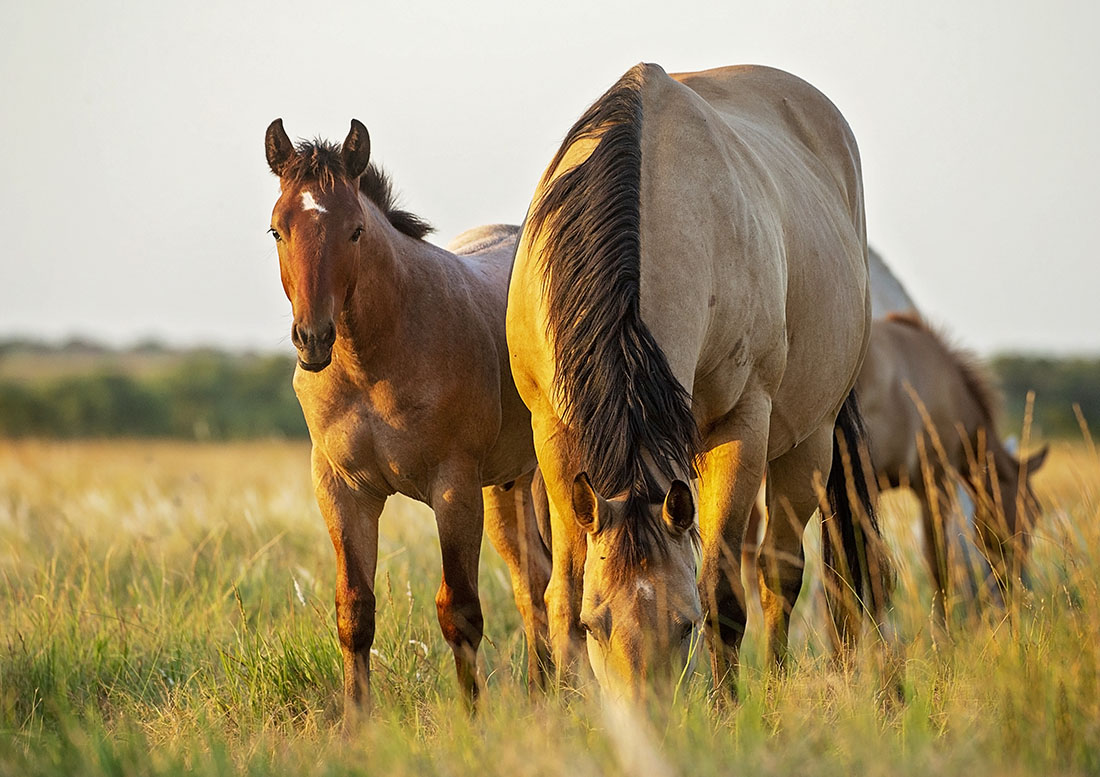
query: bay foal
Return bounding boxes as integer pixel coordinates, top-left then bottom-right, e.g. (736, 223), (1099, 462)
(265, 120), (549, 715)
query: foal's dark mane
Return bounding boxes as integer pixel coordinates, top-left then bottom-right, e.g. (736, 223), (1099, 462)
(886, 312), (1002, 428)
(281, 139), (433, 240)
(525, 63), (700, 570)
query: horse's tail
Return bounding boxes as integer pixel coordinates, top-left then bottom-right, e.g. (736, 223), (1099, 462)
(821, 389), (893, 647)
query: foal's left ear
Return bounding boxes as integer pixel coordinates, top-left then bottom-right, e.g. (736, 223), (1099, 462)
(342, 119), (371, 180)
(265, 118), (296, 178)
(662, 480), (695, 537)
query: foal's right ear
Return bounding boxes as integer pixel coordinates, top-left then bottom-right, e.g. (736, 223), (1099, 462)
(265, 118), (296, 178)
(342, 119), (371, 180)
(572, 472), (603, 535)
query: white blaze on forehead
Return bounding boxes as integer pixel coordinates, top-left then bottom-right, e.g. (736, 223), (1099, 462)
(635, 579), (656, 600)
(300, 190), (327, 214)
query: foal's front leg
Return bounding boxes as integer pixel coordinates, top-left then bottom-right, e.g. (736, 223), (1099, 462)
(313, 450), (386, 722)
(430, 461), (486, 706)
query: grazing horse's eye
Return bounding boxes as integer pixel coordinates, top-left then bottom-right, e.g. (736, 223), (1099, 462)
(268, 227), (282, 242)
(351, 226), (364, 243)
(679, 621), (695, 643)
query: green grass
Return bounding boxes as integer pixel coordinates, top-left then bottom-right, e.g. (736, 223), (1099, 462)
(1, 440), (1099, 775)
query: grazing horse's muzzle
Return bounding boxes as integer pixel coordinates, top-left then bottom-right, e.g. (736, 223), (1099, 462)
(291, 320), (336, 372)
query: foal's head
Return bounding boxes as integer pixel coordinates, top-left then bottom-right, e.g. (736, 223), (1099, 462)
(264, 119), (373, 372)
(571, 474), (703, 701)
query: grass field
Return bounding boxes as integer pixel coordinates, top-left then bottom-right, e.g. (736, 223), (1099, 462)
(1, 439), (1098, 776)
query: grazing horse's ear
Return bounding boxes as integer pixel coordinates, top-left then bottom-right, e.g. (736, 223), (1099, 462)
(265, 118), (296, 178)
(1026, 444), (1050, 475)
(662, 480), (695, 537)
(342, 119), (371, 180)
(572, 472), (602, 534)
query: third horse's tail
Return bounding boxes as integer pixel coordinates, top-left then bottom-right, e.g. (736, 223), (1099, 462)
(821, 389), (893, 648)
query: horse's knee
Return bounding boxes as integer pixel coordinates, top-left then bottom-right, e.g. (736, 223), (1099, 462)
(435, 581), (484, 650)
(336, 584), (376, 655)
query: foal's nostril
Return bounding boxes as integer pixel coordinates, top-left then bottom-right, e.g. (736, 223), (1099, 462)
(290, 323), (303, 348)
(322, 322), (336, 348)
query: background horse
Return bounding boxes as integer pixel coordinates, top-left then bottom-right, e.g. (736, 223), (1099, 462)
(507, 63), (892, 699)
(857, 313), (1048, 615)
(264, 121), (550, 714)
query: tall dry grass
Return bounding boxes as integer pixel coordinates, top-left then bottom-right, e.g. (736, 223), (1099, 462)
(1, 439), (1098, 775)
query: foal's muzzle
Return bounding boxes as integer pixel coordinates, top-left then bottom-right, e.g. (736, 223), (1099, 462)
(291, 320), (336, 372)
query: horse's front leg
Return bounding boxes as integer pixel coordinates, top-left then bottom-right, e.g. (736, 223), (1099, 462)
(696, 394), (771, 697)
(430, 461), (486, 707)
(312, 449), (386, 723)
(528, 415), (589, 686)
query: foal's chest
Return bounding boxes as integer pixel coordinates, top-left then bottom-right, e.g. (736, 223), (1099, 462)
(295, 372), (445, 501)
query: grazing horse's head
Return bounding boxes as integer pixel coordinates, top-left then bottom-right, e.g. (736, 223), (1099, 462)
(265, 118), (372, 372)
(571, 473), (703, 701)
(974, 442), (1049, 591)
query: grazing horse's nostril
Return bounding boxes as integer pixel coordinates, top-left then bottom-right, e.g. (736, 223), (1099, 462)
(290, 323), (303, 349)
(321, 321), (336, 348)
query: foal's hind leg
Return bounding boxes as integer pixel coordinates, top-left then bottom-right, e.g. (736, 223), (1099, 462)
(431, 463), (487, 706)
(759, 425), (832, 665)
(483, 473), (552, 691)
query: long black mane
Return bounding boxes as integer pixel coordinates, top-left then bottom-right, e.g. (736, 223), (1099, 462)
(525, 64), (699, 566)
(280, 139), (433, 240)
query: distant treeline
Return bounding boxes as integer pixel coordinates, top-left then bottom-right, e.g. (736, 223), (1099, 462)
(993, 355), (1100, 440)
(0, 341), (1096, 440)
(0, 342), (305, 439)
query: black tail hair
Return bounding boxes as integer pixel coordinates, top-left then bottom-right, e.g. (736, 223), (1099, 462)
(822, 389), (893, 642)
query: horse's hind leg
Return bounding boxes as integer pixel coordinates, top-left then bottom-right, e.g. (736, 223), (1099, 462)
(914, 485), (949, 624)
(483, 472), (552, 691)
(312, 451), (385, 723)
(760, 426), (832, 665)
(431, 465), (486, 707)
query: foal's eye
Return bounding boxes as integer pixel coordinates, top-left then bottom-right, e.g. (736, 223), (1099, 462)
(351, 226), (364, 243)
(268, 227), (282, 242)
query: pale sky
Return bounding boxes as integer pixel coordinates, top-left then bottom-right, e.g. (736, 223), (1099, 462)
(2, 0), (1097, 354)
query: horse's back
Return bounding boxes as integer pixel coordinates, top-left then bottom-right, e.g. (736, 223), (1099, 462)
(672, 65), (864, 221)
(446, 223), (520, 258)
(637, 63), (869, 449)
(869, 248), (919, 318)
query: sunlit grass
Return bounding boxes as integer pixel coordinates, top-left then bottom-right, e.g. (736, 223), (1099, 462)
(1, 439), (1098, 775)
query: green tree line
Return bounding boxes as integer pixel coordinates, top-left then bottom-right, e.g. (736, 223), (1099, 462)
(0, 344), (1095, 440)
(0, 349), (306, 439)
(993, 354), (1100, 440)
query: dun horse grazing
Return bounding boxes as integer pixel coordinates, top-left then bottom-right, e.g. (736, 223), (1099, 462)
(857, 314), (1047, 612)
(507, 63), (893, 699)
(264, 120), (550, 714)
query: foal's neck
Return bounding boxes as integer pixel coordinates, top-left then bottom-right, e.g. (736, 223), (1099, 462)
(333, 213), (456, 382)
